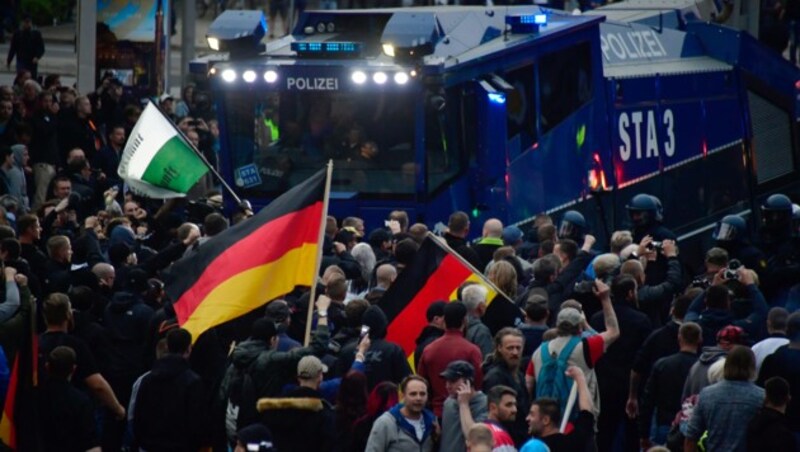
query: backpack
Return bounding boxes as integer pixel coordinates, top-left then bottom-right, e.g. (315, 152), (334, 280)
(535, 336), (581, 419)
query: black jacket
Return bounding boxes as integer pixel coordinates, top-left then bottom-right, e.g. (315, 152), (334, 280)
(261, 386), (335, 452)
(414, 325), (444, 370)
(746, 407), (797, 452)
(639, 351), (697, 435)
(483, 363), (530, 447)
(133, 354), (210, 452)
(444, 232), (483, 270)
(337, 306), (411, 389)
(637, 256), (682, 327)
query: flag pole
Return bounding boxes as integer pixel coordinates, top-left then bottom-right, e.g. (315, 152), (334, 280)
(149, 100), (243, 205)
(425, 231), (513, 301)
(304, 160), (334, 346)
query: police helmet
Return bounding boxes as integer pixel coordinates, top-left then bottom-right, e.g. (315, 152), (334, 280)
(558, 210), (586, 241)
(761, 193), (793, 233)
(713, 215), (747, 242)
(626, 194), (663, 226)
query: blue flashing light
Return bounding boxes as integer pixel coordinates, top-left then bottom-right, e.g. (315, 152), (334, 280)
(291, 41), (363, 56)
(505, 14), (546, 33)
(488, 92), (506, 104)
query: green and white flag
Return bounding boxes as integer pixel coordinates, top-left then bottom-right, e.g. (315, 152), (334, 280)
(118, 102), (209, 198)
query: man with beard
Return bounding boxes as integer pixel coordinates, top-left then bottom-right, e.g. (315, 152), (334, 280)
(525, 367), (594, 451)
(483, 328), (529, 446)
(458, 383), (519, 451)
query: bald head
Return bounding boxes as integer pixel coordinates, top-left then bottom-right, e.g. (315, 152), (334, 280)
(92, 262), (115, 288)
(483, 219), (504, 238)
(376, 264), (397, 288)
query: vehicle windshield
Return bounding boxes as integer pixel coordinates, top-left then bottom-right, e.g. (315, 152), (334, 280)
(223, 89), (416, 197)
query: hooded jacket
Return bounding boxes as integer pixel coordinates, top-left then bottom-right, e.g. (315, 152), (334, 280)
(338, 305), (411, 389)
(365, 404), (436, 452)
(4, 144), (28, 211)
(133, 354), (209, 452)
(682, 346), (727, 399)
(103, 291), (154, 376)
(260, 385), (335, 452)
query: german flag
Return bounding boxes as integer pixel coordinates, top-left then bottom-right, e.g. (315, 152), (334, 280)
(0, 289), (39, 451)
(164, 168), (327, 341)
(379, 234), (523, 362)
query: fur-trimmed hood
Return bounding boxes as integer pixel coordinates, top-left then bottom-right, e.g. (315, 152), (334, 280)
(257, 396), (323, 412)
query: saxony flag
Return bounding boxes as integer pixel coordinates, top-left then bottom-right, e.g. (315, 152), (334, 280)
(163, 168), (327, 341)
(379, 234), (523, 362)
(118, 102), (209, 198)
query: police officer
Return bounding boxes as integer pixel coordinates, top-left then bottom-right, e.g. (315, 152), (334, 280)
(557, 210), (587, 242)
(626, 194), (676, 286)
(759, 194), (800, 305)
(626, 194), (676, 242)
(712, 214), (768, 276)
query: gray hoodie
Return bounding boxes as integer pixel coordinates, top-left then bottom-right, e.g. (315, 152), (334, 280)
(441, 391), (488, 452)
(3, 144), (28, 212)
(682, 346), (727, 399)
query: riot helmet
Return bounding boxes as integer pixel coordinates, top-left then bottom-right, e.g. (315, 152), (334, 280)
(558, 210), (586, 241)
(713, 215), (747, 243)
(761, 193), (793, 236)
(626, 194), (663, 227)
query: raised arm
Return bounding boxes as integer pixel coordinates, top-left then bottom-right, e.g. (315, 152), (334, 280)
(593, 279), (619, 349)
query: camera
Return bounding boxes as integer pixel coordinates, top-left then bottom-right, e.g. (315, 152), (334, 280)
(574, 274), (613, 295)
(360, 325), (370, 340)
(646, 241), (663, 252)
(723, 259), (742, 280)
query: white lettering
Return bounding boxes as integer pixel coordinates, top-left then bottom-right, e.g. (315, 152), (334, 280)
(619, 112), (631, 161)
(606, 34), (628, 60)
(601, 31), (667, 61)
(286, 77), (340, 91)
(663, 109), (675, 157)
(631, 111), (644, 160)
(646, 110), (658, 158)
(617, 108), (677, 161)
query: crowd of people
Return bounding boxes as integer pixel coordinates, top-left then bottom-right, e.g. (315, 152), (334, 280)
(0, 92), (797, 452)
(0, 6), (798, 452)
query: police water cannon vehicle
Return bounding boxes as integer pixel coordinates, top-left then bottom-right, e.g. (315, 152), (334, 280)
(197, 4), (800, 257)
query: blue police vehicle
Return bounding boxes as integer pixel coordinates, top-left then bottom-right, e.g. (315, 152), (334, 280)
(199, 4), (800, 250)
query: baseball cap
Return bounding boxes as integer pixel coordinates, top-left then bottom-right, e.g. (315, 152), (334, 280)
(716, 325), (745, 345)
(556, 307), (583, 328)
(502, 226), (524, 246)
(440, 360), (475, 381)
(297, 355), (328, 379)
(159, 93), (174, 103)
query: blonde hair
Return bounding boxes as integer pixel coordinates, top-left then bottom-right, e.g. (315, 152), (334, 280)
(489, 260), (518, 299)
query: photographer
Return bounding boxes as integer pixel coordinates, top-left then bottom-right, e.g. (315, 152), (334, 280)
(620, 238), (682, 327)
(685, 264), (769, 345)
